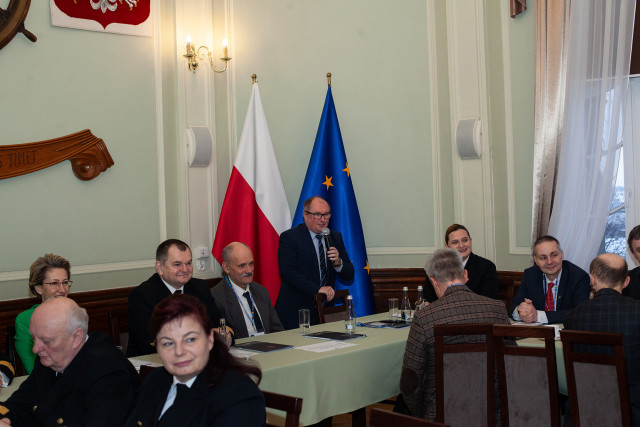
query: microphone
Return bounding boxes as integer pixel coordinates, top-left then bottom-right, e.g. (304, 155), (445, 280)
(321, 228), (332, 249)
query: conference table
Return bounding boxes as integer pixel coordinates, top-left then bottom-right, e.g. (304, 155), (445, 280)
(0, 314), (568, 426)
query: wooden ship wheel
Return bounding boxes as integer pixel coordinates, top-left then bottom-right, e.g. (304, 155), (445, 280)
(0, 0), (37, 50)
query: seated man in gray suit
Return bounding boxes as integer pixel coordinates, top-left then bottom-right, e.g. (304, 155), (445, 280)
(212, 242), (284, 339)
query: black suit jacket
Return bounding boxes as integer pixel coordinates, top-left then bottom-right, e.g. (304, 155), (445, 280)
(211, 280), (284, 339)
(564, 289), (640, 423)
(127, 273), (227, 357)
(623, 266), (640, 300)
(0, 333), (140, 426)
(125, 366), (265, 427)
(422, 252), (498, 302)
(509, 260), (590, 324)
(275, 223), (355, 329)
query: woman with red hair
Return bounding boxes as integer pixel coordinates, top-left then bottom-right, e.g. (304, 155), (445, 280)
(125, 294), (265, 426)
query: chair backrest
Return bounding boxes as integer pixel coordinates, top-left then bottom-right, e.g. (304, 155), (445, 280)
(434, 323), (495, 427)
(107, 308), (129, 354)
(561, 329), (631, 427)
(263, 390), (303, 427)
(5, 325), (26, 377)
(493, 324), (560, 427)
(313, 289), (350, 324)
(369, 408), (450, 427)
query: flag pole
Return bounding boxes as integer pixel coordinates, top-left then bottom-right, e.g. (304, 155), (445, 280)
(326, 72), (331, 87)
(252, 73), (257, 83)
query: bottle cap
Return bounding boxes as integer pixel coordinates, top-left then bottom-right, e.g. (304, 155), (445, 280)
(347, 295), (353, 300)
(403, 286), (408, 290)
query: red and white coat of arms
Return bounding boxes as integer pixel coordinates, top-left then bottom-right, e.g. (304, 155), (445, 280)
(50, 0), (151, 37)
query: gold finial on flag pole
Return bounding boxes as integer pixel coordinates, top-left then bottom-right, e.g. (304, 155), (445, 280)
(252, 74), (257, 83)
(326, 73), (331, 87)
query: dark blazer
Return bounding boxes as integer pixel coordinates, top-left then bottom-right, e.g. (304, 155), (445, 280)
(623, 266), (640, 300)
(422, 252), (498, 302)
(565, 288), (640, 423)
(211, 279), (284, 338)
(0, 333), (140, 427)
(125, 366), (265, 427)
(275, 223), (355, 329)
(509, 260), (590, 324)
(127, 273), (227, 357)
(400, 286), (510, 420)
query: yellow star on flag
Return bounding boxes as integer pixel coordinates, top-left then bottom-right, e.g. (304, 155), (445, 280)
(342, 163), (350, 177)
(364, 260), (370, 275)
(322, 175), (333, 190)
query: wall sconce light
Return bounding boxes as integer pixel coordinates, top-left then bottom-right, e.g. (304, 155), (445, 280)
(184, 35), (231, 73)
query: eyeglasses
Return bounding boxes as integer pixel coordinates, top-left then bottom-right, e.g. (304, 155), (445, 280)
(304, 211), (332, 220)
(41, 280), (73, 288)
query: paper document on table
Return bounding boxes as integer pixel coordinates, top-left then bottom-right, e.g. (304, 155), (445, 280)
(230, 348), (260, 359)
(295, 341), (357, 353)
(511, 321), (543, 326)
(128, 358), (162, 371)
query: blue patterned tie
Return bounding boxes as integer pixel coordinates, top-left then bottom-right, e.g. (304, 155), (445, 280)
(316, 234), (328, 288)
(243, 291), (264, 332)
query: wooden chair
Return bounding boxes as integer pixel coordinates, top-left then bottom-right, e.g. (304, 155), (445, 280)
(5, 325), (26, 377)
(107, 308), (129, 354)
(369, 408), (450, 427)
(434, 323), (496, 426)
(313, 289), (350, 324)
(561, 330), (631, 427)
(263, 390), (303, 427)
(493, 324), (560, 427)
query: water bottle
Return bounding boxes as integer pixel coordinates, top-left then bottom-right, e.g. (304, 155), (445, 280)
(401, 286), (412, 321)
(415, 285), (424, 312)
(218, 318), (227, 343)
(345, 295), (357, 333)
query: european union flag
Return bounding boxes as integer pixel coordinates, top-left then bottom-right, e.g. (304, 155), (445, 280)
(292, 85), (376, 317)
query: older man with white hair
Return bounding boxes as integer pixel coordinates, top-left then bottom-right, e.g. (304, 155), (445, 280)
(0, 298), (139, 426)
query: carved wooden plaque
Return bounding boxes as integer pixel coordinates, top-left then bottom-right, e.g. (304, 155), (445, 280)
(0, 129), (114, 181)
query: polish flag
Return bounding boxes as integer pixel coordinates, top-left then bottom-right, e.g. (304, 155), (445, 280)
(212, 82), (291, 304)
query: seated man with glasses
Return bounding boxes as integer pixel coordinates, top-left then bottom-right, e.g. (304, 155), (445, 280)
(14, 253), (73, 374)
(276, 196), (354, 329)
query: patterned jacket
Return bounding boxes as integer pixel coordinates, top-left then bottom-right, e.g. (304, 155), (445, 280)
(400, 285), (510, 420)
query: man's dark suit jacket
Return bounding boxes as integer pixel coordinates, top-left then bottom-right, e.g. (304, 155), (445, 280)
(125, 366), (265, 427)
(623, 266), (640, 300)
(127, 273), (226, 356)
(422, 252), (498, 302)
(565, 288), (640, 423)
(211, 279), (284, 339)
(509, 260), (590, 324)
(0, 333), (140, 426)
(275, 223), (355, 329)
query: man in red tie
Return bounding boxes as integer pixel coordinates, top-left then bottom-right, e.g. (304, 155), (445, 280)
(510, 235), (590, 324)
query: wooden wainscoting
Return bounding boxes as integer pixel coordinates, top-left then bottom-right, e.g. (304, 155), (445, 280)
(370, 268), (523, 313)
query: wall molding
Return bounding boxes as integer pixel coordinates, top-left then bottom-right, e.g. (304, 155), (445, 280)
(0, 259), (155, 282)
(367, 247), (435, 256)
(500, 0), (531, 256)
(426, 0), (443, 250)
(445, 0), (496, 259)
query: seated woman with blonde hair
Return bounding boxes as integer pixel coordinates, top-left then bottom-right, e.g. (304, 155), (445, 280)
(14, 253), (72, 373)
(125, 294), (265, 426)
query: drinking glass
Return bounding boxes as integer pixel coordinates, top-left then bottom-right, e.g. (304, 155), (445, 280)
(388, 298), (399, 319)
(299, 309), (311, 335)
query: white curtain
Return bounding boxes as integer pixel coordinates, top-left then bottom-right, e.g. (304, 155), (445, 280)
(548, 0), (635, 271)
